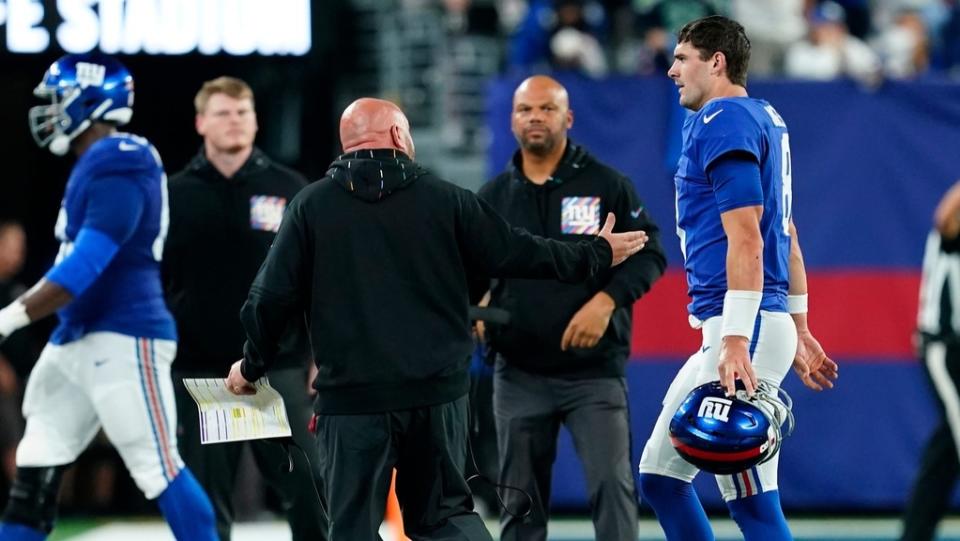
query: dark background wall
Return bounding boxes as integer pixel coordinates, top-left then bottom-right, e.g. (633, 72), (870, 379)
(0, 0), (351, 282)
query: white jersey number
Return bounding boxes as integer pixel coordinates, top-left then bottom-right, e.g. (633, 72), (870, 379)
(136, 136), (170, 263)
(780, 133), (793, 235)
(53, 206), (72, 265)
(765, 105), (793, 235)
(152, 174), (170, 262)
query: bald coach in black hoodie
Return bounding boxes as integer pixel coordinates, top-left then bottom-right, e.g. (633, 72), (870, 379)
(225, 98), (649, 540)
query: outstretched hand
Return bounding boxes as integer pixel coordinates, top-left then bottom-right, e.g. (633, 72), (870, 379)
(598, 213), (648, 266)
(793, 330), (838, 391)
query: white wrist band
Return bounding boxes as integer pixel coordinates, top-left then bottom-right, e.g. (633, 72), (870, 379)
(787, 294), (808, 314)
(0, 301), (30, 337)
(721, 290), (762, 338)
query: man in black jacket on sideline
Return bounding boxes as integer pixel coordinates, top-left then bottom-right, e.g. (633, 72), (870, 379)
(225, 97), (649, 540)
(476, 75), (667, 541)
(162, 77), (324, 541)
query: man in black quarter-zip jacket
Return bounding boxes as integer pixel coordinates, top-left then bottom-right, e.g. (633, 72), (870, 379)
(476, 75), (666, 541)
(224, 97), (650, 540)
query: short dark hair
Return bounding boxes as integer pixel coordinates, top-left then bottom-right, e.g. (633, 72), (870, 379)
(677, 16), (751, 87)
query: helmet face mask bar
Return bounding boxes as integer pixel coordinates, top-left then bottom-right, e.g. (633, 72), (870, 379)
(669, 380), (795, 475)
(29, 86), (83, 155)
(749, 380), (795, 456)
(28, 54), (134, 156)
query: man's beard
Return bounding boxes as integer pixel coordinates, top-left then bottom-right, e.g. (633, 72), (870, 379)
(219, 141), (248, 154)
(519, 132), (556, 155)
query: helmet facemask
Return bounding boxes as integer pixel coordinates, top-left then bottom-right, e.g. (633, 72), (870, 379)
(737, 380), (795, 465)
(29, 86), (86, 156)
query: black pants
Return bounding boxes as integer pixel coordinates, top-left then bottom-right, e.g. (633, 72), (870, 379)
(314, 395), (492, 541)
(493, 360), (638, 541)
(903, 340), (960, 541)
(468, 366), (499, 514)
(174, 366), (326, 541)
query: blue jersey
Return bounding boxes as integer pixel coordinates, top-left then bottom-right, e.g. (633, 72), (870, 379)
(675, 97), (792, 320)
(47, 133), (176, 344)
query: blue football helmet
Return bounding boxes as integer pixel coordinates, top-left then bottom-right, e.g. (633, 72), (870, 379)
(29, 53), (134, 156)
(669, 380), (794, 475)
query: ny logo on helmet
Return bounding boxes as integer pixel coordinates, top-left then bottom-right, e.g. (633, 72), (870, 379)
(75, 62), (106, 88)
(697, 396), (732, 422)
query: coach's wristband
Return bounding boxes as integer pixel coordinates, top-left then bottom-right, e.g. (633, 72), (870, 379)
(0, 301), (30, 337)
(787, 294), (808, 314)
(721, 290), (762, 339)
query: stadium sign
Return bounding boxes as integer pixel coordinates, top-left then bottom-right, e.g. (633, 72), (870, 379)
(0, 0), (311, 55)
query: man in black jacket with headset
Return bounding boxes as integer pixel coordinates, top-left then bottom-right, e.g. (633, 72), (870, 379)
(225, 97), (649, 540)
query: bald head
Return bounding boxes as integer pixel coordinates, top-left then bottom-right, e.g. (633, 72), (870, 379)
(339, 98), (415, 158)
(511, 75), (573, 158)
(513, 75), (570, 110)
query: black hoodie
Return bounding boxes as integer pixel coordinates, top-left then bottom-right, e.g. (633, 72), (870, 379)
(239, 149), (614, 414)
(162, 148), (311, 374)
(478, 142), (666, 378)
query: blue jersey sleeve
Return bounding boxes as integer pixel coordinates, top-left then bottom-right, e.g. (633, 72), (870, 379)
(693, 103), (763, 172)
(45, 228), (120, 296)
(709, 153), (763, 213)
(84, 176), (146, 244)
(44, 177), (145, 296)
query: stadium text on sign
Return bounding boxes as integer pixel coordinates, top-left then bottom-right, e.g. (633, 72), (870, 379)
(0, 0), (312, 56)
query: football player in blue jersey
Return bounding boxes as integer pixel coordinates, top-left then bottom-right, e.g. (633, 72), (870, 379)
(0, 54), (217, 541)
(636, 16), (838, 541)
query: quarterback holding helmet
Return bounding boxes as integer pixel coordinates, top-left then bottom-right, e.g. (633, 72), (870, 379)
(637, 16), (839, 541)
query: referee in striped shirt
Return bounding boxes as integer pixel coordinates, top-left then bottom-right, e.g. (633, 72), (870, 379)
(903, 180), (960, 541)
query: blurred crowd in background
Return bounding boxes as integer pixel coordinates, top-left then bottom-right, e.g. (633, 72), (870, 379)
(430, 0), (960, 83)
(354, 0), (960, 170)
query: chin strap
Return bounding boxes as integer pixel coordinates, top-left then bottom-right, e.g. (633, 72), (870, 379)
(48, 136), (71, 156)
(48, 118), (91, 156)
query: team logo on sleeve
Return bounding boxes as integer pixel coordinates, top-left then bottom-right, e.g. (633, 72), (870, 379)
(249, 196), (287, 232)
(561, 196), (601, 235)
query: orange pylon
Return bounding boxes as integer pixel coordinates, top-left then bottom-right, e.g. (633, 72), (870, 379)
(386, 469), (409, 541)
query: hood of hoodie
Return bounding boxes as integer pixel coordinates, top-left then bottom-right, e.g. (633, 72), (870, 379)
(327, 149), (424, 202)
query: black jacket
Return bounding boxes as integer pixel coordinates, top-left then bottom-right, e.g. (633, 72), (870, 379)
(238, 149), (613, 415)
(477, 142), (666, 378)
(162, 148), (311, 373)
